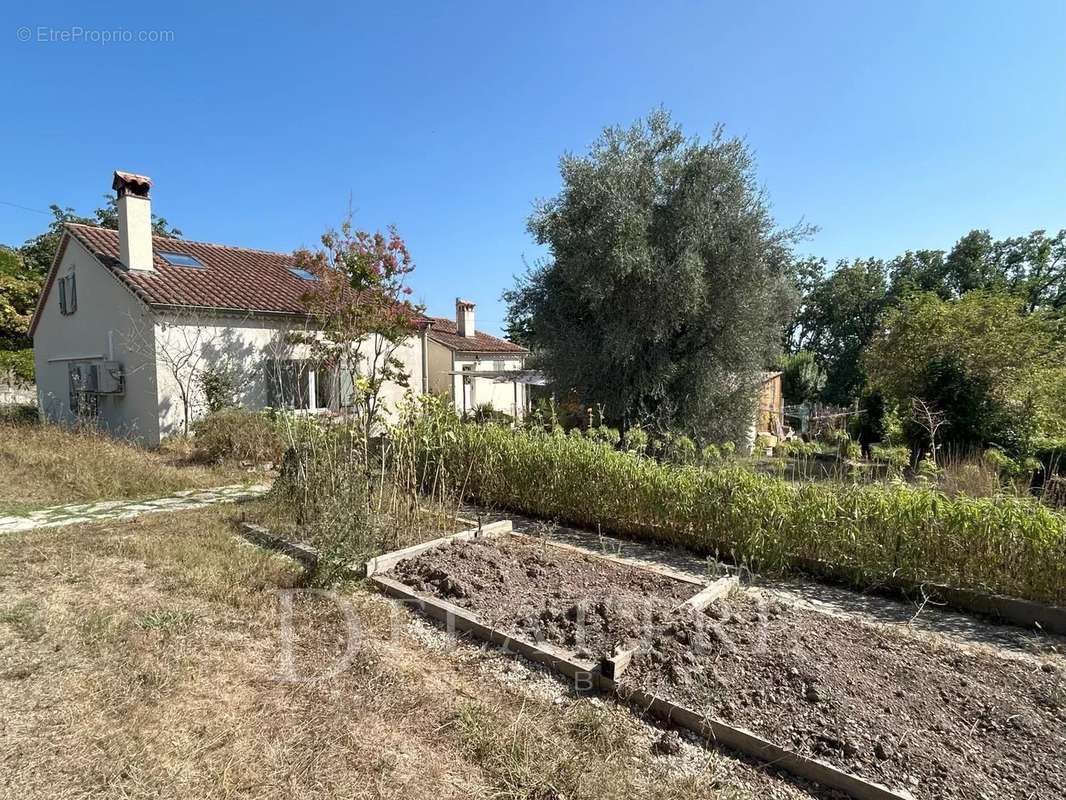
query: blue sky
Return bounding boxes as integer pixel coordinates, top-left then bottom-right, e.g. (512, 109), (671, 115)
(2, 0), (1063, 335)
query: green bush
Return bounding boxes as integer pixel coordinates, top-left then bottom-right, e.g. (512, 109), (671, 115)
(623, 426), (648, 456)
(191, 408), (286, 464)
(871, 445), (910, 468)
(753, 434), (773, 454)
(407, 416), (1066, 604)
(0, 349), (34, 385)
(700, 443), (721, 464)
(0, 403), (38, 425)
(197, 366), (240, 413)
(586, 425), (621, 448)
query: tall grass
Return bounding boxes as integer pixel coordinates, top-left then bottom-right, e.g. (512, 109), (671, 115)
(0, 420), (248, 514)
(402, 409), (1066, 605)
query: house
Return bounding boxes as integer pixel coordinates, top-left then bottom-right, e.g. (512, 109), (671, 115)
(425, 299), (529, 418)
(29, 170), (524, 445)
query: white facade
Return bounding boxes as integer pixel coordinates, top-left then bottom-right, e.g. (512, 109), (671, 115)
(426, 339), (527, 418)
(33, 236), (162, 443)
(152, 313), (425, 440)
(33, 236), (427, 446)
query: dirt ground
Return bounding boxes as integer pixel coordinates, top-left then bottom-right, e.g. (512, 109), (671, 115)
(390, 535), (697, 659)
(621, 592), (1066, 800)
(0, 505), (821, 800)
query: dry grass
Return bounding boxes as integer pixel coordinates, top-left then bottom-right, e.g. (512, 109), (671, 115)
(0, 422), (250, 514)
(0, 506), (794, 800)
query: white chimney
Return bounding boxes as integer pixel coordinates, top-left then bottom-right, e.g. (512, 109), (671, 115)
(456, 298), (476, 338)
(112, 171), (153, 271)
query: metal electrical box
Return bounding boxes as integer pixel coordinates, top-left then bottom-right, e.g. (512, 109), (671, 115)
(96, 361), (125, 394)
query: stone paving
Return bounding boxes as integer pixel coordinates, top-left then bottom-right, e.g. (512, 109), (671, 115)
(0, 484), (271, 534)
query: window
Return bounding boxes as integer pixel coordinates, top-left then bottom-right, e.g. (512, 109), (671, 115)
(159, 252), (205, 268)
(58, 273), (77, 315)
(265, 359), (336, 411)
(288, 267), (319, 281)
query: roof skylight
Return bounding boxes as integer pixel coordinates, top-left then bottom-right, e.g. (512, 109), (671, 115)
(159, 252), (205, 268)
(288, 267), (319, 281)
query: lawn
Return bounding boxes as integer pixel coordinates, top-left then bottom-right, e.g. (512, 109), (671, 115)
(0, 421), (253, 515)
(0, 505), (798, 800)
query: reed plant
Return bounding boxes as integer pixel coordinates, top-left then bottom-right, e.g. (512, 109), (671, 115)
(400, 406), (1066, 604)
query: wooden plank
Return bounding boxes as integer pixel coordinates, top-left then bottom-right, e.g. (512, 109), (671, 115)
(509, 531), (706, 587)
(238, 522), (320, 567)
(792, 555), (1066, 636)
(604, 577), (738, 680)
(370, 574), (603, 684)
(619, 687), (915, 800)
(376, 568), (914, 800)
(364, 520), (512, 577)
(679, 576), (739, 612)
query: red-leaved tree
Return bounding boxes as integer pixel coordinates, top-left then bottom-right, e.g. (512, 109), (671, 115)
(293, 216), (421, 446)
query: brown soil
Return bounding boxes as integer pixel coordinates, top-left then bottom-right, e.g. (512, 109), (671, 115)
(621, 592), (1066, 799)
(390, 536), (697, 659)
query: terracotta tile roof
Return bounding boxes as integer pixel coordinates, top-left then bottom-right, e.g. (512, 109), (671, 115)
(65, 223), (315, 316)
(426, 316), (527, 354)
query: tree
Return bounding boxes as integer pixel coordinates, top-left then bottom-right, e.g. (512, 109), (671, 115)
(0, 247), (40, 385)
(780, 350), (825, 405)
(793, 258), (888, 405)
(293, 217), (421, 447)
(944, 229), (1001, 296)
(865, 291), (1065, 456)
(998, 229), (1066, 312)
(887, 249), (950, 301)
(505, 109), (807, 442)
(18, 197), (181, 276)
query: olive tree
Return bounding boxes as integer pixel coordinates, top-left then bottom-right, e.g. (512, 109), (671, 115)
(505, 109), (807, 442)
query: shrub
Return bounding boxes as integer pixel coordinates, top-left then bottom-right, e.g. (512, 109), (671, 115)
(661, 433), (697, 465)
(586, 425), (621, 448)
(197, 366), (240, 413)
(191, 409), (286, 464)
(871, 445), (910, 468)
(623, 426), (649, 456)
(700, 443), (721, 464)
(0, 403), (38, 425)
(0, 349), (35, 385)
(271, 424), (374, 582)
(409, 416), (1066, 604)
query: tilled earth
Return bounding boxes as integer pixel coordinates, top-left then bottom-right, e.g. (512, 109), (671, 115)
(620, 593), (1066, 800)
(390, 536), (697, 660)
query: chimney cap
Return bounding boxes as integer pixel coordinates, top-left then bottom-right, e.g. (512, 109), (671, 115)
(112, 170), (152, 198)
(456, 298), (476, 309)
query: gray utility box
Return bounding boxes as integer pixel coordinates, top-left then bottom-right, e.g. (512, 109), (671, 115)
(96, 361), (125, 394)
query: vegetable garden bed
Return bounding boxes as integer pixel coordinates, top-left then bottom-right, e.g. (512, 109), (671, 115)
(616, 594), (1066, 800)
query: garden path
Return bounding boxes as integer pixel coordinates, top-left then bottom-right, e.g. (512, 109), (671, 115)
(0, 484), (270, 534)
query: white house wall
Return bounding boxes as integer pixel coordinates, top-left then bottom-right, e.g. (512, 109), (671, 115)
(33, 237), (160, 444)
(152, 313), (424, 439)
(455, 355), (526, 418)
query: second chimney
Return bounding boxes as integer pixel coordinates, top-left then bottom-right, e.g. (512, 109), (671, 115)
(112, 170), (153, 271)
(456, 298), (476, 338)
